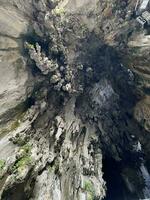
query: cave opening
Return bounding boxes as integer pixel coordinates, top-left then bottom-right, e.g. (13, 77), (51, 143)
(102, 157), (136, 200)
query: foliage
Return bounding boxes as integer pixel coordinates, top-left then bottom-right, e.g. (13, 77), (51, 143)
(21, 144), (32, 155)
(0, 160), (5, 171)
(15, 156), (32, 172)
(53, 7), (65, 16)
(12, 144), (32, 173)
(83, 180), (95, 200)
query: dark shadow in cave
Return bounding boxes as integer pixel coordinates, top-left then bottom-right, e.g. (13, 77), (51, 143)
(1, 183), (28, 200)
(103, 157), (136, 200)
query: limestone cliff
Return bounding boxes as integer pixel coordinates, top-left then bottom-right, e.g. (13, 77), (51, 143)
(0, 0), (150, 200)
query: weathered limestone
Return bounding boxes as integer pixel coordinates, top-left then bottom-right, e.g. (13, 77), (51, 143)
(0, 0), (150, 200)
(0, 4), (32, 119)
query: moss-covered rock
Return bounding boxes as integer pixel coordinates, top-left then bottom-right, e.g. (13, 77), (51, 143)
(12, 144), (32, 173)
(83, 180), (95, 200)
(0, 160), (5, 171)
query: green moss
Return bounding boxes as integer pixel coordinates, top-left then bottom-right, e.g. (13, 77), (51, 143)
(48, 165), (54, 173)
(15, 156), (32, 171)
(21, 144), (32, 155)
(52, 7), (65, 16)
(0, 160), (5, 171)
(12, 144), (32, 173)
(83, 180), (95, 200)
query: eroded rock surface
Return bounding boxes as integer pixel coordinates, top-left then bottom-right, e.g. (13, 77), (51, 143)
(0, 3), (33, 120)
(0, 0), (150, 200)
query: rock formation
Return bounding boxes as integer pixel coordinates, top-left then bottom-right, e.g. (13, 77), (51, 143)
(0, 0), (150, 200)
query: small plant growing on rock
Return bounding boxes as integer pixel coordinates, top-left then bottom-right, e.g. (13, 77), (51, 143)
(15, 156), (32, 172)
(0, 160), (5, 171)
(12, 144), (32, 173)
(52, 6), (65, 16)
(83, 180), (95, 200)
